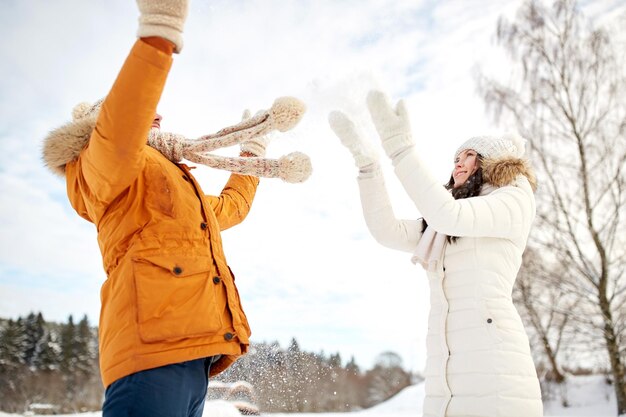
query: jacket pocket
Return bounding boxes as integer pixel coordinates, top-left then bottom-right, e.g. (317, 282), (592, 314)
(479, 301), (504, 345)
(476, 285), (504, 345)
(133, 254), (220, 343)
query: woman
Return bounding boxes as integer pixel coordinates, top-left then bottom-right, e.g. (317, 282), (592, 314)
(40, 1), (309, 416)
(329, 91), (542, 417)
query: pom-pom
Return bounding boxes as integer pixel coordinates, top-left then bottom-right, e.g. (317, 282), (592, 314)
(72, 98), (104, 121)
(270, 97), (306, 132)
(501, 132), (527, 157)
(278, 152), (312, 183)
(72, 102), (93, 120)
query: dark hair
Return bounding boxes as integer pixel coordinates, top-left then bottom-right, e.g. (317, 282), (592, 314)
(421, 154), (484, 243)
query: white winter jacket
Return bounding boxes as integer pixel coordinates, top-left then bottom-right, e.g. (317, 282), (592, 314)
(358, 149), (542, 417)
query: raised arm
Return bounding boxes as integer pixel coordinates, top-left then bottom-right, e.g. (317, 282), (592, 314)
(329, 110), (422, 252)
(79, 1), (188, 204)
(366, 90), (535, 242)
(392, 149), (535, 240)
(358, 169), (422, 252)
(206, 174), (259, 231)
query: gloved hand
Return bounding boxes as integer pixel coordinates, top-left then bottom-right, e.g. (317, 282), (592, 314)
(137, 0), (190, 53)
(366, 90), (414, 159)
(328, 111), (379, 171)
(240, 109), (270, 157)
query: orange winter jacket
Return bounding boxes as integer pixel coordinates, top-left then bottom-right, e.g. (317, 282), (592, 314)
(64, 40), (259, 388)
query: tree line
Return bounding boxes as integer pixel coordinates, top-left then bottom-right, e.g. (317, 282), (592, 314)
(219, 338), (416, 413)
(0, 312), (101, 414)
(0, 312), (416, 414)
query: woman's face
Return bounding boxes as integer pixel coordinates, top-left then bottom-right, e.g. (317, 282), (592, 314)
(452, 149), (480, 188)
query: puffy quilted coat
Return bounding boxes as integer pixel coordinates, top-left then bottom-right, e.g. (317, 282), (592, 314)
(48, 40), (259, 388)
(357, 150), (542, 417)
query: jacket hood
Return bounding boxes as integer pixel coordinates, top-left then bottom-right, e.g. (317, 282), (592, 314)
(482, 156), (537, 191)
(42, 112), (98, 176)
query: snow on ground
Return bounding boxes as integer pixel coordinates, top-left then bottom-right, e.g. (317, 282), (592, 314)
(543, 375), (618, 417)
(0, 375), (619, 417)
(268, 383), (425, 417)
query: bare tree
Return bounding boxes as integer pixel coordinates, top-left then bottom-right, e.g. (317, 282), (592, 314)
(476, 0), (626, 413)
(515, 247), (586, 405)
(516, 249), (567, 384)
(366, 351), (412, 406)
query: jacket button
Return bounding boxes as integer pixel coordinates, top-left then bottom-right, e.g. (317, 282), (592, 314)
(173, 266), (183, 275)
(487, 318), (493, 323)
(212, 276), (221, 284)
(200, 222), (207, 230)
(224, 332), (234, 341)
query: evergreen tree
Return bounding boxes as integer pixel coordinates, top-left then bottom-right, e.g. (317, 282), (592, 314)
(328, 352), (342, 368)
(60, 315), (76, 373)
(0, 318), (28, 413)
(346, 356), (360, 375)
(74, 315), (94, 375)
(285, 338), (303, 411)
(0, 318), (26, 367)
(23, 312), (45, 368)
(35, 328), (62, 371)
(345, 356), (366, 410)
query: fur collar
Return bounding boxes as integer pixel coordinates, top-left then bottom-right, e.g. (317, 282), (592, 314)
(482, 156), (537, 191)
(42, 113), (98, 176)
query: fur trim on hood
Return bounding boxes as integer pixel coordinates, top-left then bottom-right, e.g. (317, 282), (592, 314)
(482, 156), (537, 191)
(42, 112), (98, 176)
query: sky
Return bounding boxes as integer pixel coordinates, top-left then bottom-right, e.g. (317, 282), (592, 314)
(0, 0), (624, 373)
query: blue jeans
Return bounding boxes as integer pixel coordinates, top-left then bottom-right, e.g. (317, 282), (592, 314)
(102, 356), (219, 417)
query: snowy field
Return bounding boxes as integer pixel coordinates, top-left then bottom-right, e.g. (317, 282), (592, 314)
(0, 375), (618, 417)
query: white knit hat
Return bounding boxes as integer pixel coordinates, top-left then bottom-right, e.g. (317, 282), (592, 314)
(454, 132), (527, 160)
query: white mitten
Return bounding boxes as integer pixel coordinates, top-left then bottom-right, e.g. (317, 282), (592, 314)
(328, 111), (379, 171)
(240, 109), (270, 157)
(366, 90), (414, 159)
(136, 0), (190, 53)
